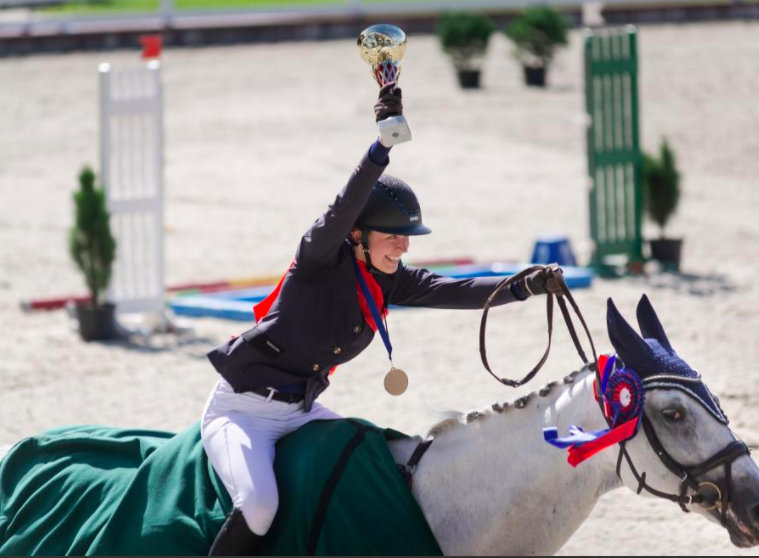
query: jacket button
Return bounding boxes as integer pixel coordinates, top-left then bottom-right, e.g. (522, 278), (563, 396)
(353, 325), (362, 334)
(312, 364), (321, 372)
(333, 347), (342, 355)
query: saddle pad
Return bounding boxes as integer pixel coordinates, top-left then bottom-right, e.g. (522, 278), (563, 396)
(0, 420), (441, 556)
(260, 419), (442, 556)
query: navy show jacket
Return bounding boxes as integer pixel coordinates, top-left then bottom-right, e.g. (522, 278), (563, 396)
(207, 148), (522, 411)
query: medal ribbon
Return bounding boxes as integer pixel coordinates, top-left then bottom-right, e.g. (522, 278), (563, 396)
(350, 250), (393, 365)
(354, 260), (388, 333)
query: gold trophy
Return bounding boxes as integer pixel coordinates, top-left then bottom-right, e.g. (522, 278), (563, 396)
(357, 24), (412, 146)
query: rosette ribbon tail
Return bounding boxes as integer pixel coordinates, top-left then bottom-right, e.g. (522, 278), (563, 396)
(543, 417), (641, 467)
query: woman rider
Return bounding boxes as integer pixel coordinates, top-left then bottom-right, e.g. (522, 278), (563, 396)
(201, 84), (563, 555)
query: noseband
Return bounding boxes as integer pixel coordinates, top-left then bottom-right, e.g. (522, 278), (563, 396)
(617, 407), (750, 526)
(478, 266), (751, 526)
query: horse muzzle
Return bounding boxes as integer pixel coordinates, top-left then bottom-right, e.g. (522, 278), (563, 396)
(723, 482), (759, 548)
(727, 511), (759, 549)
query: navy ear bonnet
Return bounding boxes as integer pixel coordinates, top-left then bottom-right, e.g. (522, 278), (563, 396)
(607, 295), (728, 425)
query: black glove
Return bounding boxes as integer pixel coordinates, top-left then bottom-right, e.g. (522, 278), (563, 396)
(521, 267), (564, 297)
(374, 82), (403, 122)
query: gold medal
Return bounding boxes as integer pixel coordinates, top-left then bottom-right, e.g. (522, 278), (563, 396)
(384, 367), (408, 396)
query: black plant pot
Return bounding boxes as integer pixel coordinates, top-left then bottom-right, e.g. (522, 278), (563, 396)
(457, 69), (481, 89)
(649, 238), (684, 272)
(523, 65), (547, 88)
(76, 302), (117, 342)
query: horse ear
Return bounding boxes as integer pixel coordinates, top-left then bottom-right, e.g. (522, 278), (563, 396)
(607, 298), (652, 372)
(636, 294), (674, 352)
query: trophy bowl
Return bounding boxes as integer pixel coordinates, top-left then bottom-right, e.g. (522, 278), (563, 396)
(357, 24), (407, 68)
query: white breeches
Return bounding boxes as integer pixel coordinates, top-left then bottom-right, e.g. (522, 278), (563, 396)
(200, 379), (341, 536)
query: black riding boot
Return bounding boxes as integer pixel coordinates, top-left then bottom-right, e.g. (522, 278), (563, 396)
(209, 508), (263, 556)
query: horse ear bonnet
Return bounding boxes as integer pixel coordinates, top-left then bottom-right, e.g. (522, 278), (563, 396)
(636, 294), (674, 352)
(607, 298), (652, 373)
(606, 296), (728, 424)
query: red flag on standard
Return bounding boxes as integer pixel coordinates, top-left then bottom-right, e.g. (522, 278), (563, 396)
(140, 35), (162, 60)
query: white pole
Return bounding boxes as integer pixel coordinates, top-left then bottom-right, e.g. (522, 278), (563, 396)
(161, 0), (174, 22)
(582, 1), (606, 26)
(149, 60), (166, 326)
(98, 63), (112, 210)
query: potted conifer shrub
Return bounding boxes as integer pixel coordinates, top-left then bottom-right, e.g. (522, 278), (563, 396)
(505, 7), (569, 88)
(70, 166), (118, 341)
(437, 12), (495, 89)
(643, 140), (683, 271)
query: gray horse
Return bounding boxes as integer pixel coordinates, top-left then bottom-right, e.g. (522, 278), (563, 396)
(387, 295), (759, 554)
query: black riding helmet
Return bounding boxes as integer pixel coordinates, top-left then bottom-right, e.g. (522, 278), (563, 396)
(352, 175), (431, 272)
(356, 175), (431, 236)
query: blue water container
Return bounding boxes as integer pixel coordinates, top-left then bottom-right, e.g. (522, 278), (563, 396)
(531, 235), (578, 267)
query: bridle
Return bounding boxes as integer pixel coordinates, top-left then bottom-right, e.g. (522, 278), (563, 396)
(475, 265), (750, 525)
(617, 400), (749, 526)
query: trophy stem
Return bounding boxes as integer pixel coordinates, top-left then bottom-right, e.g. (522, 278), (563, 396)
(374, 59), (401, 87)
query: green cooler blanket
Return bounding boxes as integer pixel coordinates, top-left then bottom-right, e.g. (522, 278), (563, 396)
(0, 419), (442, 556)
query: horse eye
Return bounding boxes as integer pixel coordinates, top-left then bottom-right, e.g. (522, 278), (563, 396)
(662, 409), (685, 423)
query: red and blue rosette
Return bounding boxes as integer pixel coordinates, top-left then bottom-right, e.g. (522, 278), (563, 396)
(605, 369), (645, 426)
(543, 354), (645, 467)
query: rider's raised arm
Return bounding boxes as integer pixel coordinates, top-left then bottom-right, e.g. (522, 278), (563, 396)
(389, 264), (530, 309)
(295, 142), (389, 271)
(296, 83), (402, 271)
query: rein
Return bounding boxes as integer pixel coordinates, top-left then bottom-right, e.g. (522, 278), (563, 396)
(478, 264), (600, 401)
